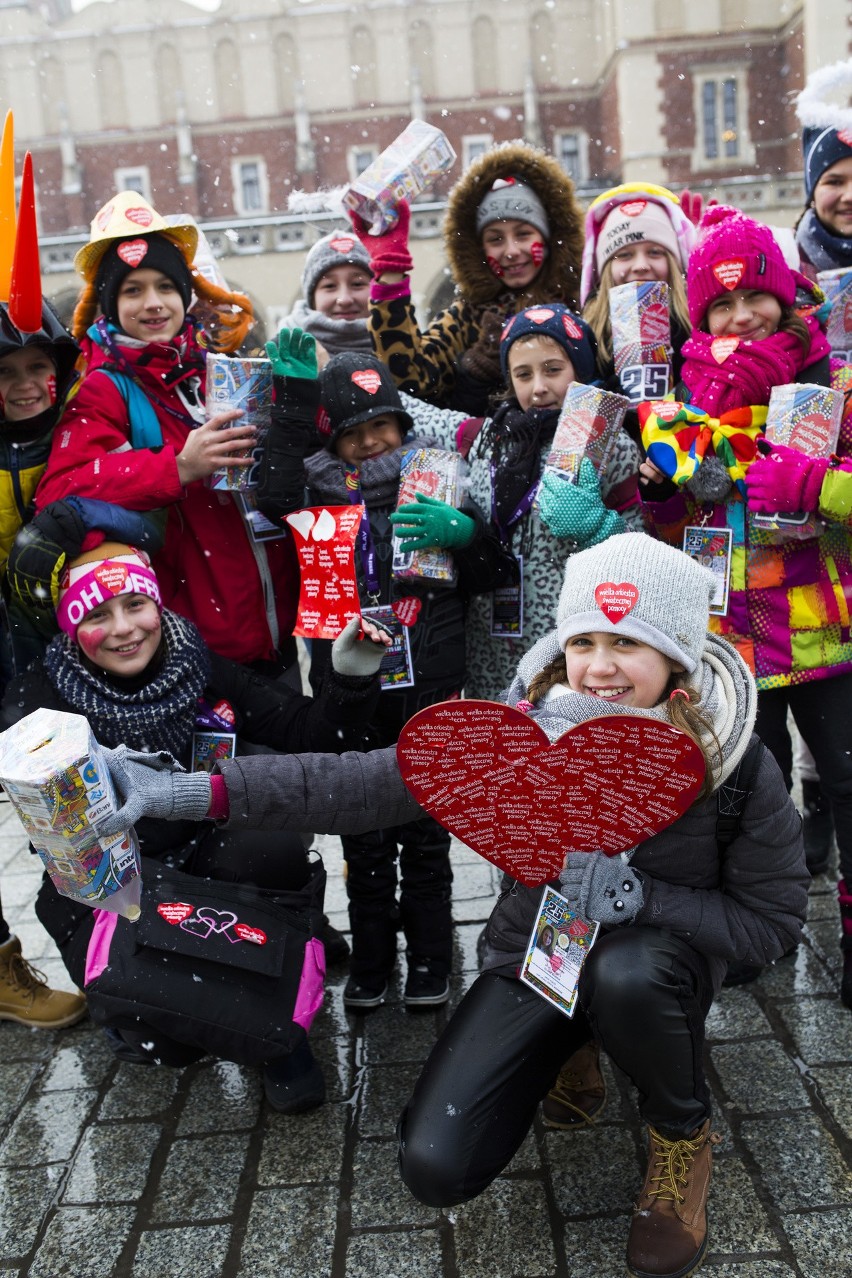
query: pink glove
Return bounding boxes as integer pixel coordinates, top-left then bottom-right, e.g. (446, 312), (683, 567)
(348, 199), (413, 277)
(679, 189), (718, 228)
(745, 441), (830, 514)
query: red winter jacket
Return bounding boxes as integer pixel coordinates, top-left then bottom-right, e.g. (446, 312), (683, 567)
(35, 329), (298, 665)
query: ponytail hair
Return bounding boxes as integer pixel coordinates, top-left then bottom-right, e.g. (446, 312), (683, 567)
(190, 268), (254, 354)
(71, 282), (100, 341)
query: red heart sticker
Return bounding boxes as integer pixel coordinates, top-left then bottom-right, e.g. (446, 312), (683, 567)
(621, 200), (648, 217)
(158, 902), (194, 925)
(562, 314), (584, 340)
(329, 235), (356, 254)
(502, 314), (517, 339)
(594, 581), (639, 622)
(351, 369), (382, 394)
(117, 239), (150, 269)
(392, 596), (422, 627)
(212, 699), (236, 726)
(93, 562), (130, 595)
(95, 202), (114, 232)
(838, 129), (852, 148)
(712, 258), (745, 291)
(843, 299), (852, 333)
(125, 206), (154, 228)
(397, 702), (705, 886)
(653, 400), (683, 422)
(524, 307), (555, 324)
(639, 302), (670, 348)
(234, 923), (267, 946)
(711, 336), (739, 364)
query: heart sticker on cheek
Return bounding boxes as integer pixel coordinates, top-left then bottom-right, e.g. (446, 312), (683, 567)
(594, 581), (639, 622)
(711, 337), (739, 364)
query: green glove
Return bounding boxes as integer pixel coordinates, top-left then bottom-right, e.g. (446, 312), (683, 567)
(390, 493), (476, 551)
(538, 458), (625, 546)
(265, 327), (318, 381)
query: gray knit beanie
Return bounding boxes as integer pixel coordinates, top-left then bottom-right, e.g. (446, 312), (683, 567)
(475, 177), (550, 240)
(556, 534), (715, 674)
(301, 230), (373, 308)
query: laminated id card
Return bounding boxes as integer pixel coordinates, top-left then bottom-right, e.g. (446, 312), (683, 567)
(519, 886), (599, 1018)
(682, 526), (732, 616)
(361, 604), (415, 691)
(490, 554), (524, 637)
(191, 732), (237, 773)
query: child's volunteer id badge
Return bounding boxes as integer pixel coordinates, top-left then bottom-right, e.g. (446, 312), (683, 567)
(491, 554), (523, 637)
(682, 526), (732, 616)
(361, 604), (415, 691)
(520, 886), (599, 1018)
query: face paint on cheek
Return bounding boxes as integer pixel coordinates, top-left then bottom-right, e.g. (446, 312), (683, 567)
(78, 627), (106, 658)
(47, 375), (56, 406)
(530, 242), (547, 266)
(486, 255), (505, 279)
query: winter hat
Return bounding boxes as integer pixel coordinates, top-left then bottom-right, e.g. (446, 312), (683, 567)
(74, 191), (197, 284)
(475, 176), (550, 240)
(301, 230), (372, 308)
(796, 60), (852, 201)
(499, 303), (597, 383)
(686, 206), (796, 328)
(556, 533), (715, 674)
(580, 184), (695, 305)
(57, 542), (162, 639)
(95, 234), (194, 329)
(319, 353), (414, 447)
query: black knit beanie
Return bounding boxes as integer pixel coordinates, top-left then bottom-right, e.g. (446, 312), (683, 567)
(95, 233), (194, 329)
(319, 353), (414, 448)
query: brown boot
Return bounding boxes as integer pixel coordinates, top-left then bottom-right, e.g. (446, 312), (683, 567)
(626, 1119), (721, 1278)
(0, 936), (87, 1029)
(542, 1040), (606, 1127)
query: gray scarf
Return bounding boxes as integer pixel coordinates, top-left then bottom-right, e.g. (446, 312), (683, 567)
(507, 628), (757, 788)
(281, 299), (373, 357)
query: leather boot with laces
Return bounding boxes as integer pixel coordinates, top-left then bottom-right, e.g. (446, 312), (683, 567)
(0, 936), (86, 1029)
(626, 1119), (721, 1278)
(542, 1041), (606, 1127)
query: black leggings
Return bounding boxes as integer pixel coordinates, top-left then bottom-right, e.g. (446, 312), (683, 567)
(398, 927), (714, 1208)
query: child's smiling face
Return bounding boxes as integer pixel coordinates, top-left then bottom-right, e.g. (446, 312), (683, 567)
(76, 594), (162, 678)
(562, 632), (682, 708)
(116, 268), (185, 342)
(705, 289), (782, 341)
(508, 335), (576, 412)
(0, 346), (56, 421)
(333, 413), (403, 465)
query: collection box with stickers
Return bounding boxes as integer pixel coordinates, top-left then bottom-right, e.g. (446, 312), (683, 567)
(543, 383), (630, 483)
(753, 382), (845, 538)
(0, 708), (141, 919)
(609, 280), (672, 403)
(392, 447), (464, 584)
(342, 120), (456, 234)
(205, 355), (273, 491)
(817, 268), (852, 363)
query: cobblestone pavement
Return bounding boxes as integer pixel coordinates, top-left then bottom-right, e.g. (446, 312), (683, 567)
(2, 797), (852, 1278)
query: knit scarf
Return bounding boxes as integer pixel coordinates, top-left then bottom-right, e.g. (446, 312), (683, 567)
(284, 299), (373, 357)
(42, 611), (211, 758)
(508, 628), (757, 787)
(479, 402), (560, 529)
(305, 434), (440, 509)
(680, 318), (831, 417)
(796, 207), (852, 273)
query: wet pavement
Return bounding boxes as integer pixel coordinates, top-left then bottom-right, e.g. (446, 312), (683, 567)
(2, 796), (852, 1278)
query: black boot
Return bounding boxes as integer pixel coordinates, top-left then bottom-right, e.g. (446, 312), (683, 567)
(263, 1040), (326, 1113)
(318, 915), (350, 966)
(802, 778), (834, 876)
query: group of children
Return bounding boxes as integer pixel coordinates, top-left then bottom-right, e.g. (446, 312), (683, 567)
(0, 56), (851, 1278)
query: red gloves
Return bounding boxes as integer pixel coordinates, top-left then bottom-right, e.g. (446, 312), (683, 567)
(745, 441), (830, 514)
(348, 199), (413, 277)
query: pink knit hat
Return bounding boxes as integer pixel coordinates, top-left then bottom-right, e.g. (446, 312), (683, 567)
(56, 542), (161, 639)
(687, 206), (796, 327)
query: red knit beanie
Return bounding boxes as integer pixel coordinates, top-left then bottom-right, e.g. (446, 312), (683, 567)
(687, 206), (796, 328)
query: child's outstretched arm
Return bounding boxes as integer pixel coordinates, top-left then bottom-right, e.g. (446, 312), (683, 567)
(254, 327), (321, 524)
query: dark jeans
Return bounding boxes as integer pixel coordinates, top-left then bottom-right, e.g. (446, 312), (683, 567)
(755, 673), (852, 883)
(398, 927), (713, 1208)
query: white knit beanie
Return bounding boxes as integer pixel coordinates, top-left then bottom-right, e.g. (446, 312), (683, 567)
(556, 534), (715, 673)
(301, 230), (372, 308)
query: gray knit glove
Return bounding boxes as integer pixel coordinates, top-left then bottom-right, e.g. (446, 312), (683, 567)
(330, 615), (391, 678)
(559, 852), (644, 926)
(95, 746), (213, 835)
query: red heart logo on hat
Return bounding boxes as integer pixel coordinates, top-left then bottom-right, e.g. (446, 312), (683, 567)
(125, 206), (154, 228)
(712, 258), (745, 291)
(838, 129), (852, 148)
(393, 596), (422, 627)
(524, 307), (555, 324)
(621, 200), (648, 217)
(397, 701), (705, 886)
(329, 235), (356, 254)
(562, 314), (584, 340)
(234, 923), (267, 946)
(93, 563), (130, 595)
(594, 581), (639, 622)
(95, 202), (115, 232)
(158, 902), (194, 925)
(711, 336), (739, 364)
(117, 239), (150, 268)
(502, 315), (517, 339)
(351, 369), (382, 394)
(639, 302), (670, 347)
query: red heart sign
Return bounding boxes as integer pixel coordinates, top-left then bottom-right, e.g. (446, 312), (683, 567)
(234, 923), (267, 945)
(158, 902), (194, 925)
(392, 596), (422, 627)
(125, 206), (154, 228)
(397, 701), (706, 886)
(712, 258), (745, 291)
(351, 369), (381, 394)
(594, 581), (639, 622)
(117, 239), (150, 269)
(711, 336), (739, 364)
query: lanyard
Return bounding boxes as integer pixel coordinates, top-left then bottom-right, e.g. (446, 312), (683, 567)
(490, 462), (539, 545)
(344, 463), (380, 601)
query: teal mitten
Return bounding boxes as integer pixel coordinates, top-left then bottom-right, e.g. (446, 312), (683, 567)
(265, 327), (318, 381)
(390, 493), (476, 551)
(538, 458), (625, 546)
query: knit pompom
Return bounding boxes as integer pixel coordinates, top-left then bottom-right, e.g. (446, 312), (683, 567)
(796, 60), (852, 131)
